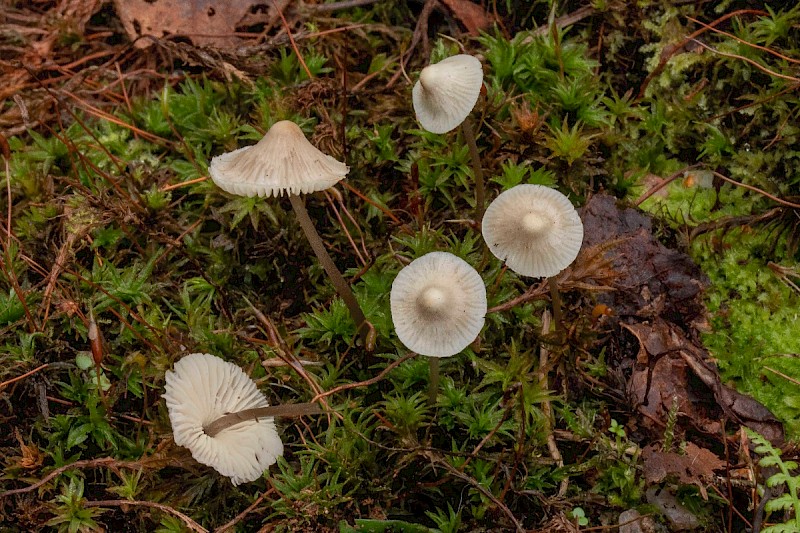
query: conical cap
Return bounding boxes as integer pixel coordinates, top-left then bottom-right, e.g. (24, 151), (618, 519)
(209, 120), (348, 197)
(412, 54), (483, 134)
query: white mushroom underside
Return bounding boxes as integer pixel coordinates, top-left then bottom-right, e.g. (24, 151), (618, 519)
(482, 184), (584, 278)
(209, 121), (348, 198)
(163, 353), (284, 486)
(391, 252), (487, 357)
(412, 54), (483, 134)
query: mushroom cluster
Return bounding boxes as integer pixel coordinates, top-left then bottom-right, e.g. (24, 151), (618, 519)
(160, 49), (588, 488)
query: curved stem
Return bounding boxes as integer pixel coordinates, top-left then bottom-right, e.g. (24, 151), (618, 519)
(204, 402), (322, 437)
(289, 194), (370, 346)
(461, 117), (485, 223)
(427, 357), (440, 407)
(548, 277), (563, 341)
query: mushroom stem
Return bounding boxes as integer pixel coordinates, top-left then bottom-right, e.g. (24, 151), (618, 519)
(548, 277), (563, 340)
(427, 357), (440, 407)
(289, 194), (370, 346)
(204, 402), (322, 438)
(461, 117), (485, 223)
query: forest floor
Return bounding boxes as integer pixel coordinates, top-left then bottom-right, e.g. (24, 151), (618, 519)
(1, 0), (800, 531)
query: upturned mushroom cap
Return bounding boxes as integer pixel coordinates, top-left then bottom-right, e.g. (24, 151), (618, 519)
(209, 120), (348, 197)
(412, 54), (484, 134)
(481, 184), (584, 278)
(390, 252), (487, 357)
(163, 353), (283, 485)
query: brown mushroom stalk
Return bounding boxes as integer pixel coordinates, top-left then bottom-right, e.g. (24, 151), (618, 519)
(204, 402), (322, 438)
(289, 194), (370, 345)
(427, 357), (440, 407)
(548, 277), (564, 340)
(461, 117), (485, 222)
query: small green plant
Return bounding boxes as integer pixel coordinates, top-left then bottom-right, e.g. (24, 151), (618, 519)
(45, 478), (105, 533)
(426, 503), (462, 533)
(748, 429), (800, 532)
(570, 507), (589, 526)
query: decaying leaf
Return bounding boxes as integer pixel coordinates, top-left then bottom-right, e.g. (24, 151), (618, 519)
(439, 0), (493, 36)
(579, 195), (784, 445)
(642, 442), (725, 499)
(580, 194), (709, 327)
(625, 319), (784, 445)
(113, 0), (290, 48)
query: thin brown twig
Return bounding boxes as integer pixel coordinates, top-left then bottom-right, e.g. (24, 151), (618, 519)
(689, 39), (800, 83)
(215, 490), (273, 532)
(332, 190), (370, 263)
(339, 181), (401, 224)
(273, 0), (312, 80)
(324, 190), (367, 266)
(686, 16), (800, 65)
(160, 176), (209, 192)
(83, 499), (207, 533)
(0, 363), (50, 391)
(487, 279), (549, 314)
(0, 157), (36, 332)
(437, 458), (524, 532)
(311, 352), (418, 402)
(637, 9), (768, 99)
(0, 457), (138, 498)
(711, 170), (800, 209)
(386, 0), (439, 88)
(634, 164), (702, 206)
(764, 366), (800, 387)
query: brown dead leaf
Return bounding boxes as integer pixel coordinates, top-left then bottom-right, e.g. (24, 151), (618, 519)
(642, 442), (725, 499)
(113, 0), (289, 48)
(439, 0), (493, 35)
(13, 429), (44, 470)
(578, 196), (784, 446)
(625, 320), (784, 445)
(580, 195), (709, 326)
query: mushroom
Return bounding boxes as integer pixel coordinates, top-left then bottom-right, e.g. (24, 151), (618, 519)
(390, 251), (487, 403)
(481, 184), (584, 334)
(209, 120), (371, 346)
(163, 352), (283, 485)
(412, 54), (487, 220)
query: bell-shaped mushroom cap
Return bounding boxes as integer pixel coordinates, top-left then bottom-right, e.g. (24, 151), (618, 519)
(390, 251), (487, 357)
(482, 184), (584, 278)
(163, 353), (283, 486)
(209, 120), (348, 198)
(412, 54), (483, 134)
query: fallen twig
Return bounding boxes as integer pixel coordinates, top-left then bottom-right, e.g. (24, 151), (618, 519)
(84, 499), (207, 533)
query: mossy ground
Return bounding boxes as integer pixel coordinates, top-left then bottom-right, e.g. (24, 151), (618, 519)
(1, 1), (799, 531)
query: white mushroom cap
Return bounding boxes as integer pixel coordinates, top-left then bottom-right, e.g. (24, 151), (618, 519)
(482, 184), (584, 278)
(209, 120), (348, 197)
(412, 54), (484, 134)
(390, 252), (487, 357)
(163, 352), (283, 485)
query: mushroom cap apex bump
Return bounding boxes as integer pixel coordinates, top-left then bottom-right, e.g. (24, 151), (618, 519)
(412, 54), (484, 134)
(390, 251), (487, 358)
(209, 120), (348, 198)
